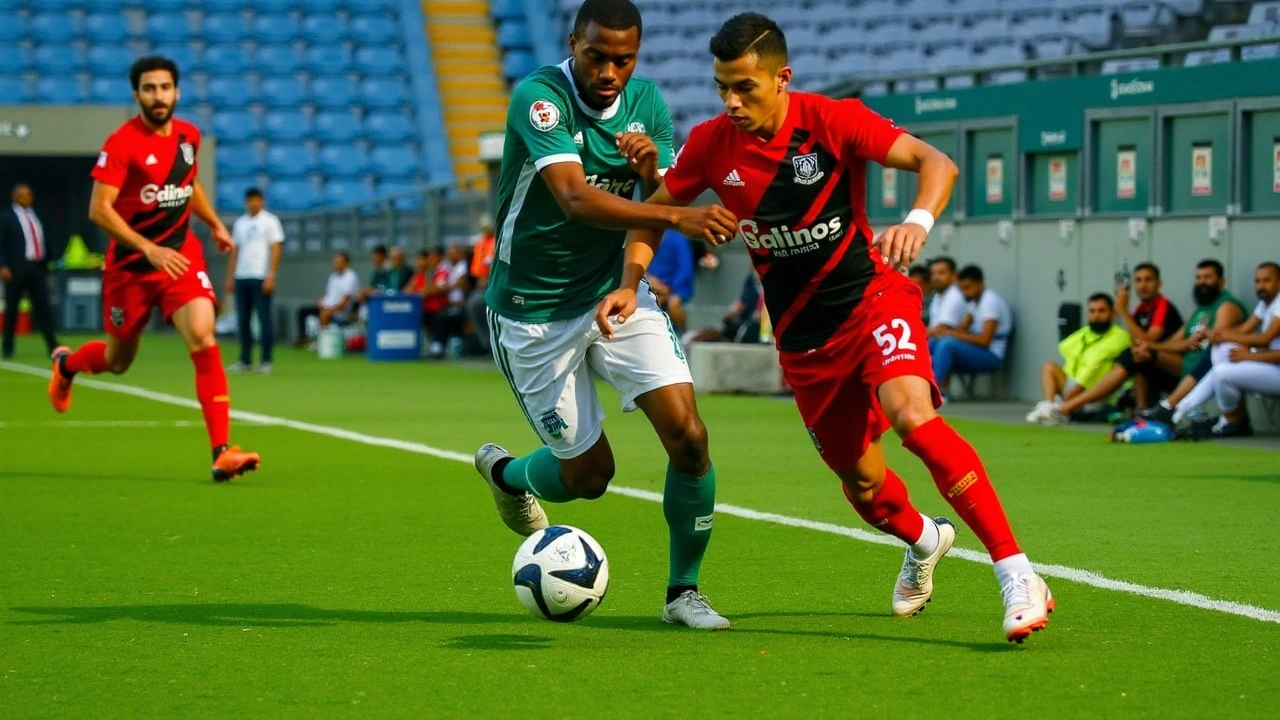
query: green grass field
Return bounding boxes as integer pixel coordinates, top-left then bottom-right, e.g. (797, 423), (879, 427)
(2, 335), (1278, 719)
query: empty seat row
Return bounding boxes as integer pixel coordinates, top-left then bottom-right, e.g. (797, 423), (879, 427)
(218, 143), (422, 179)
(0, 44), (409, 78)
(0, 12), (401, 45)
(0, 0), (392, 12)
(210, 110), (416, 144)
(215, 177), (424, 212)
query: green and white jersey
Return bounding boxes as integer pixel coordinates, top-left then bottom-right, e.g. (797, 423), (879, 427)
(486, 59), (675, 322)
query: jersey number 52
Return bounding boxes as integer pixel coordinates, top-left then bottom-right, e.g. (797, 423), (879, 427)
(873, 319), (918, 356)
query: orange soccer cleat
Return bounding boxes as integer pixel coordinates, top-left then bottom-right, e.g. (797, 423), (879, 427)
(48, 346), (73, 414)
(212, 445), (261, 482)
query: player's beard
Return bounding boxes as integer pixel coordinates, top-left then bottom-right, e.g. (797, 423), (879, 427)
(141, 100), (175, 127)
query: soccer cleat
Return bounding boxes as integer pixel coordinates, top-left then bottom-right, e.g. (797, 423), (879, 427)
(212, 445), (260, 482)
(474, 443), (548, 537)
(1037, 406), (1068, 426)
(1138, 404), (1175, 425)
(1211, 421), (1253, 438)
(1024, 401), (1054, 424)
(892, 517), (957, 617)
(226, 361), (250, 374)
(48, 346), (74, 414)
(662, 590), (731, 630)
(1002, 573), (1055, 643)
(256, 362), (273, 375)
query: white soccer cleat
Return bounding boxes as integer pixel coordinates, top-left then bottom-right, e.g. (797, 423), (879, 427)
(892, 517), (957, 617)
(474, 443), (549, 537)
(1025, 401), (1054, 423)
(1002, 573), (1055, 643)
(662, 590), (731, 630)
(1034, 405), (1068, 426)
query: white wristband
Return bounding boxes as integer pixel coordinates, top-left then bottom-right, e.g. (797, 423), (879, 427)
(903, 209), (935, 234)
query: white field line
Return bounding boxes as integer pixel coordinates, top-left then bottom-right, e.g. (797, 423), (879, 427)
(0, 419), (207, 428)
(4, 360), (1278, 625)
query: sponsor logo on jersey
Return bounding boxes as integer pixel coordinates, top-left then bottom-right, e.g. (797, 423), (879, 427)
(110, 306), (124, 327)
(539, 410), (569, 440)
(722, 169), (745, 187)
(180, 142), (195, 165)
(583, 173), (636, 196)
(626, 121), (646, 134)
(145, 154), (158, 166)
(529, 100), (560, 132)
(140, 182), (194, 207)
(792, 153), (824, 185)
(572, 131), (584, 145)
(736, 215), (844, 256)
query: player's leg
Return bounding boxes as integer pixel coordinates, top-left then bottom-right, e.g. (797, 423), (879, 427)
(1040, 361), (1067, 402)
(257, 280), (274, 371)
(0, 274), (19, 358)
(1052, 357), (1135, 421)
(231, 278), (255, 370)
(1211, 361), (1280, 433)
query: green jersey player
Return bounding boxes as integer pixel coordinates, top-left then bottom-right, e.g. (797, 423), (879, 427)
(474, 0), (738, 629)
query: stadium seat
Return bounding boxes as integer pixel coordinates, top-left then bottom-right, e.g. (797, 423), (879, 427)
(296, 0), (347, 12)
(0, 47), (30, 73)
(0, 77), (29, 104)
(217, 143), (264, 176)
(265, 143), (316, 177)
(491, 0), (525, 21)
(502, 51), (537, 80)
(375, 181), (427, 211)
(313, 111), (363, 142)
(1243, 43), (1280, 62)
(86, 46), (136, 75)
(263, 179), (319, 211)
(145, 13), (193, 44)
(305, 45), (354, 75)
(346, 0), (392, 13)
(263, 109), (312, 142)
(33, 0), (78, 9)
(1101, 56), (1160, 73)
(353, 47), (403, 76)
(31, 13), (75, 43)
(34, 76), (85, 104)
(211, 111), (259, 143)
(364, 112), (414, 142)
(497, 20), (533, 50)
(311, 76), (359, 109)
(217, 177), (259, 211)
(369, 145), (420, 179)
(359, 77), (410, 109)
(259, 77), (309, 107)
(0, 15), (24, 43)
(204, 44), (252, 76)
(88, 77), (129, 104)
(301, 16), (348, 45)
(1249, 1), (1280, 25)
(149, 44), (201, 74)
(322, 178), (374, 207)
(204, 76), (252, 106)
(252, 14), (300, 44)
(1067, 10), (1114, 49)
(257, 45), (306, 74)
(83, 13), (134, 44)
(350, 16), (399, 45)
(201, 14), (249, 44)
(1121, 1), (1177, 39)
(252, 0), (297, 12)
(317, 144), (369, 176)
(33, 46), (85, 75)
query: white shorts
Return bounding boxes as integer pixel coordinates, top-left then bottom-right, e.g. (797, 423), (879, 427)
(488, 283), (692, 459)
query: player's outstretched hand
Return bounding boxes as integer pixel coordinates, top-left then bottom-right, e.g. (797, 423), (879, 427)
(878, 222), (928, 269)
(676, 205), (739, 246)
(595, 288), (638, 340)
(616, 132), (658, 180)
(212, 224), (233, 253)
(144, 244), (191, 279)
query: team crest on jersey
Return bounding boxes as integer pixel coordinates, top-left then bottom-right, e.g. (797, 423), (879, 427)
(792, 153), (824, 185)
(626, 121), (646, 134)
(110, 307), (125, 328)
(539, 410), (569, 440)
(180, 142), (195, 165)
(529, 100), (560, 132)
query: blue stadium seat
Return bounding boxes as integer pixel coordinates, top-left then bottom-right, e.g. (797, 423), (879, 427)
(0, 15), (25, 43)
(83, 13), (134, 44)
(491, 0), (525, 21)
(364, 112), (414, 142)
(263, 109), (311, 142)
(35, 0), (78, 9)
(204, 44), (251, 76)
(375, 181), (426, 211)
(296, 0), (346, 12)
(305, 45), (353, 74)
(34, 76), (85, 104)
(317, 144), (369, 176)
(310, 77), (360, 109)
(350, 16), (398, 45)
(252, 14), (300, 44)
(265, 143), (316, 177)
(30, 13), (73, 43)
(88, 77), (131, 104)
(322, 178), (374, 207)
(301, 16), (347, 44)
(359, 77), (410, 109)
(313, 110), (362, 142)
(252, 0), (297, 12)
(86, 46), (136, 75)
(216, 143), (264, 176)
(257, 45), (306, 74)
(0, 47), (30, 73)
(201, 14), (249, 44)
(204, 76), (252, 106)
(150, 44), (201, 74)
(369, 145), (419, 179)
(502, 51), (536, 80)
(33, 46), (85, 75)
(217, 178), (259, 211)
(346, 0), (392, 13)
(211, 110), (260, 143)
(353, 47), (403, 76)
(267, 179), (320, 211)
(259, 77), (308, 107)
(0, 77), (29, 104)
(497, 20), (532, 50)
(145, 14), (192, 43)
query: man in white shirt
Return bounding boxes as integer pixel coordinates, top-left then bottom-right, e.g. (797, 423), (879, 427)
(225, 188), (284, 373)
(926, 256), (967, 340)
(427, 243), (473, 358)
(0, 183), (59, 358)
(295, 251), (360, 346)
(930, 264), (1013, 397)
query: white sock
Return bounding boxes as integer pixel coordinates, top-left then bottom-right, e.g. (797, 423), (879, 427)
(1172, 406), (1188, 425)
(993, 553), (1034, 588)
(1213, 416), (1230, 431)
(909, 514), (940, 557)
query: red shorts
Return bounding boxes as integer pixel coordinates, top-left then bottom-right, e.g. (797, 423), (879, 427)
(102, 240), (215, 339)
(779, 273), (940, 472)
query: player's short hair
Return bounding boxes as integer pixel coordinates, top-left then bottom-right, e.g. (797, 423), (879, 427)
(1088, 292), (1114, 309)
(428, 245), (445, 256)
(335, 251), (350, 262)
(908, 264), (929, 279)
(129, 56), (180, 90)
(709, 13), (788, 67)
(957, 265), (984, 283)
(573, 0), (643, 39)
(244, 187), (263, 200)
(928, 256), (956, 273)
(1258, 261), (1280, 278)
(1133, 262), (1159, 279)
(372, 244), (388, 256)
(1196, 259), (1224, 278)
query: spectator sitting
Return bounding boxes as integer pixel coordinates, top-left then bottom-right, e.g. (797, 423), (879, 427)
(909, 264), (931, 326)
(386, 246), (413, 292)
(1027, 292), (1130, 423)
(927, 256), (966, 340)
(647, 228), (696, 332)
(424, 244), (471, 359)
(466, 216), (497, 352)
(930, 264), (1013, 399)
(408, 245), (445, 327)
(359, 244), (397, 302)
(295, 251), (360, 347)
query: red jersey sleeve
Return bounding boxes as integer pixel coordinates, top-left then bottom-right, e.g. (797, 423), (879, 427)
(1151, 297), (1169, 330)
(827, 98), (905, 165)
(91, 130), (131, 189)
(663, 123), (711, 203)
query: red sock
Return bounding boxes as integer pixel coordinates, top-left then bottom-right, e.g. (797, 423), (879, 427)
(901, 417), (1021, 562)
(842, 468), (925, 545)
(64, 341), (108, 375)
(191, 346), (230, 450)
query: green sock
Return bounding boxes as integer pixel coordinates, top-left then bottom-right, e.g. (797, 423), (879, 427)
(663, 462), (716, 588)
(500, 447), (574, 502)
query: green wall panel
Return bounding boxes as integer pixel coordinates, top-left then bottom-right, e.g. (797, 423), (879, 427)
(1092, 117), (1152, 214)
(967, 127), (1014, 218)
(1245, 109), (1280, 213)
(1027, 152), (1078, 215)
(1165, 112), (1231, 214)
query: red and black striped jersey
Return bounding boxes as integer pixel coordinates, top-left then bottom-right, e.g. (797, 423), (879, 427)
(1132, 294), (1183, 341)
(664, 92), (905, 351)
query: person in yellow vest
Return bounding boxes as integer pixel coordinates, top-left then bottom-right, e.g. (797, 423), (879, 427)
(1027, 293), (1131, 422)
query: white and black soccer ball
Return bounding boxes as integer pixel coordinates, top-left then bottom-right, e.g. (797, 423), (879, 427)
(512, 525), (609, 622)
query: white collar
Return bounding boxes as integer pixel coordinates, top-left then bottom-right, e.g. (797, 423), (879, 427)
(13, 203), (31, 215)
(558, 59), (620, 120)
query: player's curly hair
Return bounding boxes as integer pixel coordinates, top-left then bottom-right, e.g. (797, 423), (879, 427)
(129, 56), (180, 90)
(573, 0), (642, 39)
(709, 13), (788, 66)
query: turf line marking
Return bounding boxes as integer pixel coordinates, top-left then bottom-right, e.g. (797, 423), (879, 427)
(0, 419), (232, 429)
(5, 360), (1279, 626)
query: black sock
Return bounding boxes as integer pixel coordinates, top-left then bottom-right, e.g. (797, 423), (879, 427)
(59, 354), (74, 378)
(666, 584), (697, 604)
(212, 444), (228, 462)
(491, 456), (519, 494)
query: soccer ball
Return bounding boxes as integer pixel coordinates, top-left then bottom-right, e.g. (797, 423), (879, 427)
(512, 525), (609, 622)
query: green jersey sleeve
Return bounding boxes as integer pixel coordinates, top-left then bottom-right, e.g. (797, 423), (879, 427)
(509, 79), (581, 171)
(650, 90), (675, 173)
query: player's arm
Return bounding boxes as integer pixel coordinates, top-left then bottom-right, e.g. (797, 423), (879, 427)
(89, 180), (189, 278)
(1144, 325), (1196, 354)
(223, 241), (238, 294)
(949, 317), (998, 348)
(1235, 347), (1280, 364)
(540, 163), (733, 240)
(189, 180), (232, 252)
(1210, 314), (1266, 346)
(265, 220), (283, 293)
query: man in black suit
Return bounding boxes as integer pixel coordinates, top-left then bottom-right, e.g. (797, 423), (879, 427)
(0, 183), (59, 358)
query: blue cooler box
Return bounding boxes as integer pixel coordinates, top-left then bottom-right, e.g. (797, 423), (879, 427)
(365, 293), (423, 361)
